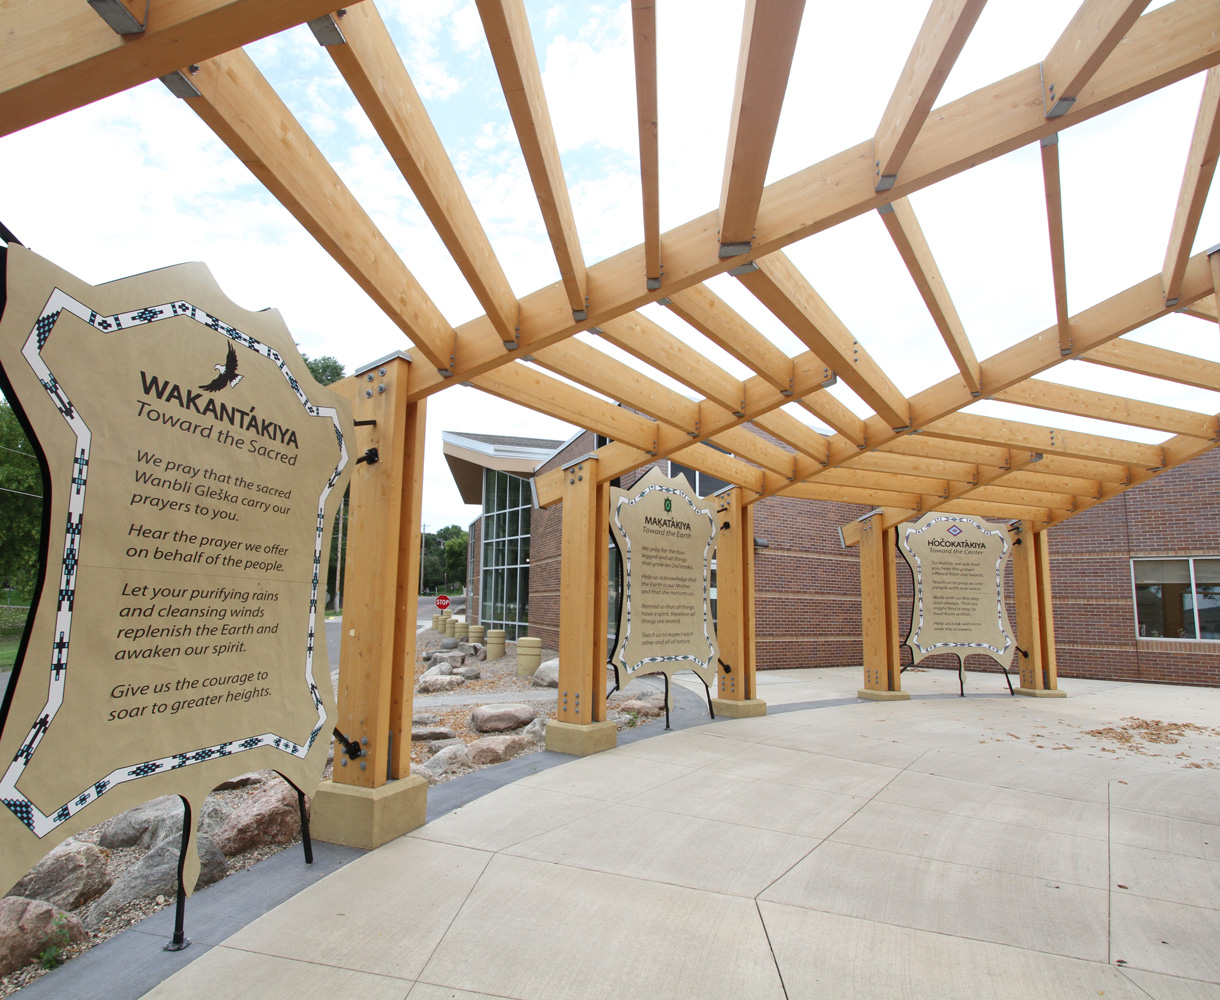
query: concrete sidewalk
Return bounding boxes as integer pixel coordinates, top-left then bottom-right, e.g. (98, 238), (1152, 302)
(30, 667), (1220, 999)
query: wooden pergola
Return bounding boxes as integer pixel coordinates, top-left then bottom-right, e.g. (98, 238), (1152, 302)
(5, 0), (1219, 837)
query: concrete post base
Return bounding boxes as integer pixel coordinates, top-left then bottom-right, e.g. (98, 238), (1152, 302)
(857, 689), (911, 701)
(545, 719), (617, 756)
(711, 698), (767, 718)
(310, 775), (428, 851)
(1015, 687), (1067, 698)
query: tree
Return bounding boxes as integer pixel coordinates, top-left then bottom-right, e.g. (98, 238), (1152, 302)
(301, 354), (345, 386)
(419, 525), (468, 592)
(443, 531), (468, 588)
(0, 400), (44, 600)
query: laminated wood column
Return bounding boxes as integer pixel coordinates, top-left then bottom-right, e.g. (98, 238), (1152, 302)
(1010, 519), (1068, 697)
(546, 456), (616, 754)
(1016, 525), (1066, 697)
(858, 515), (908, 700)
(311, 355), (429, 849)
(712, 490), (766, 717)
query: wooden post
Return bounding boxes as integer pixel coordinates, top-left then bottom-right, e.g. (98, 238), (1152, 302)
(546, 456), (616, 754)
(1027, 527), (1066, 696)
(591, 480), (610, 724)
(1012, 520), (1064, 697)
(858, 514), (909, 700)
(713, 490), (766, 717)
(310, 355), (429, 849)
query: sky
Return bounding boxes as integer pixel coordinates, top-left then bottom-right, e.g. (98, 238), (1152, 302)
(2, 0), (1218, 536)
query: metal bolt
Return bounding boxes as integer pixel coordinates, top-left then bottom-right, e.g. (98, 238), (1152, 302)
(360, 737), (368, 745)
(366, 373), (374, 381)
(377, 384), (385, 393)
(364, 389), (372, 398)
(360, 761), (367, 770)
(379, 367), (386, 376)
(341, 758), (347, 766)
(189, 65), (199, 74)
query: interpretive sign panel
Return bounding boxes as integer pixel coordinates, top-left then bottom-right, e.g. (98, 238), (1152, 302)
(609, 467), (718, 688)
(897, 511), (1014, 668)
(0, 246), (353, 895)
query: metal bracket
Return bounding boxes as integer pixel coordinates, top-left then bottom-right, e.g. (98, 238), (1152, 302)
(719, 242), (752, 259)
(308, 10), (348, 46)
(88, 0), (148, 34)
(332, 727), (364, 760)
(356, 447), (379, 466)
(160, 69), (201, 99)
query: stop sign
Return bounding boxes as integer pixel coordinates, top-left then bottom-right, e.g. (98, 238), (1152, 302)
(435, 595), (450, 610)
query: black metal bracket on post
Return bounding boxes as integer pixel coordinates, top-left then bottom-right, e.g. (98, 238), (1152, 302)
(355, 447), (379, 465)
(352, 419), (376, 427)
(164, 797), (192, 952)
(332, 726), (363, 760)
(297, 787), (313, 865)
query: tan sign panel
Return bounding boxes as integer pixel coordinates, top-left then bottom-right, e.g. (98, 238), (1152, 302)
(0, 246), (352, 894)
(897, 511), (1014, 668)
(609, 467), (719, 688)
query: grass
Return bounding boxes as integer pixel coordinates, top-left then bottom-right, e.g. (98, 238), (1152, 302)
(0, 633), (20, 672)
(0, 605), (29, 672)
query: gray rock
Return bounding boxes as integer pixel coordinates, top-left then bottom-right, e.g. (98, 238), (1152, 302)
(439, 637), (459, 650)
(620, 699), (664, 717)
(476, 647), (488, 661)
(434, 651), (466, 669)
(422, 743), (470, 777)
(523, 716), (547, 743)
(471, 703), (536, 733)
(98, 795), (231, 850)
(468, 735), (533, 765)
(412, 712), (442, 726)
(85, 835), (226, 931)
(0, 897), (86, 976)
(418, 675), (466, 694)
(458, 642), (478, 656)
(424, 738), (464, 756)
(214, 781), (300, 856)
(411, 726), (457, 742)
(410, 764), (438, 786)
(212, 772), (265, 791)
(532, 658), (560, 688)
(8, 839), (111, 911)
(455, 665), (481, 680)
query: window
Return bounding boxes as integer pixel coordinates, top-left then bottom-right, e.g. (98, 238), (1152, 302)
(667, 449), (731, 496)
(480, 468), (533, 640)
(1133, 558), (1220, 640)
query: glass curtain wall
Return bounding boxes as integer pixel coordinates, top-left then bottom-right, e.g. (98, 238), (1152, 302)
(480, 469), (531, 639)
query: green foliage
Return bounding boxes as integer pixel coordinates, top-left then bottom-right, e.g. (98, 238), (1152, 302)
(0, 401), (44, 598)
(0, 605), (28, 633)
(421, 525), (468, 592)
(38, 913), (72, 970)
(301, 354), (345, 386)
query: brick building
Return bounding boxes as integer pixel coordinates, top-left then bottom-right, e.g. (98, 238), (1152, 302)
(447, 429), (1220, 688)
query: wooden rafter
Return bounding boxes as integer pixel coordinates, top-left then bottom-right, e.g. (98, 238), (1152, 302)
(923, 412), (1161, 468)
(878, 198), (981, 394)
(631, 0), (661, 286)
(738, 253), (912, 429)
(1040, 0), (1149, 118)
(183, 48), (458, 376)
(872, 0), (987, 191)
(1163, 67), (1220, 305)
(1040, 133), (1072, 354)
(1081, 338), (1220, 391)
(327, 2), (520, 346)
(718, 0), (806, 254)
(477, 0), (588, 317)
(1181, 293), (1218, 322)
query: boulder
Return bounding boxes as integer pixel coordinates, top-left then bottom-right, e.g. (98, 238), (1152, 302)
(411, 726), (457, 742)
(8, 840), (111, 911)
(458, 642), (479, 656)
(532, 658), (560, 688)
(413, 712), (442, 726)
(620, 699), (664, 718)
(470, 703), (536, 733)
(84, 835), (226, 931)
(455, 665), (481, 681)
(214, 781), (300, 856)
(212, 772), (265, 791)
(476, 646), (488, 662)
(0, 898), (86, 976)
(468, 735), (533, 765)
(439, 638), (459, 651)
(433, 651), (466, 670)
(424, 737), (465, 757)
(418, 675), (465, 694)
(409, 764), (438, 786)
(422, 743), (470, 777)
(523, 717), (547, 743)
(98, 795), (231, 850)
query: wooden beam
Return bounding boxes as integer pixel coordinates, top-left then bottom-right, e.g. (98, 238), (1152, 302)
(1181, 292), (1218, 322)
(669, 442), (767, 494)
(597, 313), (747, 414)
(1001, 468), (1102, 498)
(881, 433), (1013, 469)
(740, 253), (912, 428)
(328, 2), (520, 345)
(1082, 337), (1220, 391)
(1033, 529), (1060, 691)
(718, 0), (806, 253)
(923, 411), (1163, 468)
(752, 410), (830, 465)
(844, 449), (979, 484)
(795, 389), (868, 446)
(471, 364), (658, 454)
(402, 0), (1220, 402)
(1027, 453), (1130, 484)
(814, 466), (950, 498)
(782, 481), (921, 509)
(939, 499), (1051, 523)
(184, 49), (458, 375)
(841, 508), (916, 548)
(631, 0), (661, 285)
(665, 285), (797, 395)
(879, 198), (981, 394)
(1040, 0), (1150, 118)
(477, 0), (588, 316)
(1040, 133), (1072, 354)
(858, 517), (903, 694)
(557, 456), (598, 724)
(872, 0), (987, 191)
(716, 426), (795, 479)
(1011, 520), (1044, 690)
(0, 0), (342, 137)
(994, 377), (1220, 439)
(1163, 67), (1220, 304)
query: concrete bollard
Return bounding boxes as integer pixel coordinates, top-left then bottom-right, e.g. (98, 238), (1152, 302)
(454, 620), (468, 641)
(485, 629), (506, 660)
(445, 617), (457, 638)
(517, 636), (543, 677)
(468, 625), (485, 644)
(432, 614), (441, 631)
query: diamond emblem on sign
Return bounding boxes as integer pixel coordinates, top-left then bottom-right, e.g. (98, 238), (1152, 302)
(947, 524), (962, 536)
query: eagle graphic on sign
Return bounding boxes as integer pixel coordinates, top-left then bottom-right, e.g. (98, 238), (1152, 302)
(199, 343), (243, 392)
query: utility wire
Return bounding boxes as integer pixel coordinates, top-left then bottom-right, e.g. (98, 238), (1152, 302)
(0, 485), (42, 500)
